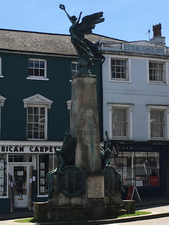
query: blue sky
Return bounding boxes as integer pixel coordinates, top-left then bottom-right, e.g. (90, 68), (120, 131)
(0, 0), (169, 45)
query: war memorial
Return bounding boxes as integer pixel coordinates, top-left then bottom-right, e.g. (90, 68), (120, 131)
(34, 5), (127, 221)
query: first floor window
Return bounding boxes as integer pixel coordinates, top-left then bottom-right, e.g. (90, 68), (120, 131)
(149, 61), (164, 82)
(108, 104), (133, 140)
(150, 109), (165, 138)
(27, 106), (46, 140)
(112, 108), (127, 137)
(28, 59), (46, 78)
(111, 59), (127, 80)
(23, 94), (53, 141)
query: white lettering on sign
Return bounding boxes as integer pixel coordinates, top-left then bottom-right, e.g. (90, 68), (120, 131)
(124, 44), (165, 55)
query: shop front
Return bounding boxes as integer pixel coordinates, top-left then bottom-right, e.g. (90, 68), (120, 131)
(108, 141), (169, 200)
(0, 141), (61, 213)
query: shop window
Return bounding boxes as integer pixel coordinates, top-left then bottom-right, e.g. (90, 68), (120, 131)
(135, 152), (149, 186)
(8, 154), (32, 162)
(122, 152), (134, 187)
(0, 154), (7, 196)
(71, 61), (78, 77)
(149, 61), (164, 82)
(109, 104), (133, 140)
(38, 154), (58, 195)
(148, 152), (160, 186)
(28, 59), (47, 80)
(110, 151), (160, 188)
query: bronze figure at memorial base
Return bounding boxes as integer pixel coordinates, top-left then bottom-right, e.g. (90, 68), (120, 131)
(46, 132), (77, 199)
(60, 4), (104, 75)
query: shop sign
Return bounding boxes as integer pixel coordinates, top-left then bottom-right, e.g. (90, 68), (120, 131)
(150, 176), (158, 186)
(110, 145), (118, 156)
(126, 185), (141, 201)
(124, 44), (165, 55)
(121, 146), (153, 151)
(0, 145), (59, 154)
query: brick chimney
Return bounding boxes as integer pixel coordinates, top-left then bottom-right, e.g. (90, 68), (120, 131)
(153, 23), (162, 37)
(150, 23), (165, 46)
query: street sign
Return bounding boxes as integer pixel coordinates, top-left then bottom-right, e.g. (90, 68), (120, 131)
(111, 145), (118, 156)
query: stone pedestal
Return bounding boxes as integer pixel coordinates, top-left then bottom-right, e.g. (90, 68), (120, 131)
(87, 174), (105, 219)
(70, 75), (101, 173)
(87, 174), (104, 199)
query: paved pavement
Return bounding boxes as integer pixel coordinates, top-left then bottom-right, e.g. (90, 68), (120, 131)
(0, 198), (169, 224)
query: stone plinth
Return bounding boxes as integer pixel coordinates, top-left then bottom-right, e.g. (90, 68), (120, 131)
(87, 174), (104, 198)
(70, 75), (101, 173)
(34, 203), (87, 222)
(87, 174), (105, 219)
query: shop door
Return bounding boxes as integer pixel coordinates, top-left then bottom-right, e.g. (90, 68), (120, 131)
(12, 165), (29, 208)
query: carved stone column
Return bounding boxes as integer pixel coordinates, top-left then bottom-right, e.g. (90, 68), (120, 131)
(70, 75), (101, 174)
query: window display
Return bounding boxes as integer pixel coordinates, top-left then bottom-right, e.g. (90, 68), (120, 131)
(39, 154), (49, 195)
(38, 154), (58, 195)
(0, 154), (7, 196)
(110, 151), (160, 187)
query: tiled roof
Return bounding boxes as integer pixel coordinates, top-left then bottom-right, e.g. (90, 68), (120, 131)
(0, 28), (122, 56)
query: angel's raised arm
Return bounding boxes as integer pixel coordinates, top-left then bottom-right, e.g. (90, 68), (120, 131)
(77, 12), (82, 23)
(59, 4), (71, 22)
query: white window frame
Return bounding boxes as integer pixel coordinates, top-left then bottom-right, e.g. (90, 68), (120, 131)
(148, 105), (169, 140)
(27, 58), (48, 81)
(23, 94), (53, 140)
(0, 58), (3, 78)
(107, 56), (131, 82)
(108, 103), (133, 140)
(146, 59), (168, 84)
(27, 106), (47, 140)
(71, 61), (78, 77)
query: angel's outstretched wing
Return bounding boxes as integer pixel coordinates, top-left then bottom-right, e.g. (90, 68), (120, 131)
(76, 12), (104, 35)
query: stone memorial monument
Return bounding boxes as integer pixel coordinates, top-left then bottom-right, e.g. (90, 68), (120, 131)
(34, 5), (124, 222)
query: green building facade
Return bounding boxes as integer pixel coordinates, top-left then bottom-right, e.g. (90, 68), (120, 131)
(0, 29), (114, 213)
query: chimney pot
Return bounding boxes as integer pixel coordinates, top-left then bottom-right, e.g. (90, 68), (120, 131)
(153, 23), (162, 37)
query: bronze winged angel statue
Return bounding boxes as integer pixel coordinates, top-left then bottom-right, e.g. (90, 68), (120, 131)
(60, 4), (104, 75)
